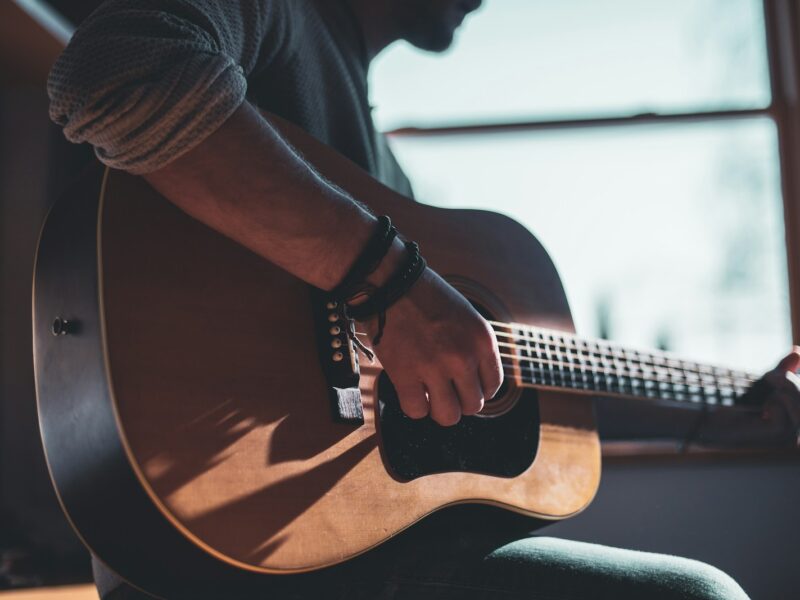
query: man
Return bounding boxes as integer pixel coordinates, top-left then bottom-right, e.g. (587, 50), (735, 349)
(48, 0), (799, 597)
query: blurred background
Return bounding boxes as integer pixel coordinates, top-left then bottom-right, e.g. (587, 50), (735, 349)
(1, 0), (799, 598)
(371, 0), (791, 373)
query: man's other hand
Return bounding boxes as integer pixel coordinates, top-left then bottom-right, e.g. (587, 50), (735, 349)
(747, 347), (800, 446)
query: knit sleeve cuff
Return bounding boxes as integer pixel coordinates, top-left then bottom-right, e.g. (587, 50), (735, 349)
(56, 53), (248, 175)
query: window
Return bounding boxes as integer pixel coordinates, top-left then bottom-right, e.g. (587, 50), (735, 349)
(369, 0), (791, 372)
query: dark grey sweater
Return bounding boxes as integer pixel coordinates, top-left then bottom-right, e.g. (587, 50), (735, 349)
(48, 0), (413, 197)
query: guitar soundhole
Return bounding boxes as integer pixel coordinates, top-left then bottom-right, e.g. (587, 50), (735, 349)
(376, 372), (540, 481)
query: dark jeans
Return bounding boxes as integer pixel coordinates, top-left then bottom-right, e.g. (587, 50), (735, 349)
(92, 508), (749, 600)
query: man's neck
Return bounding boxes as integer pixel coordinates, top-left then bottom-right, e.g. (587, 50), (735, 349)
(345, 0), (401, 63)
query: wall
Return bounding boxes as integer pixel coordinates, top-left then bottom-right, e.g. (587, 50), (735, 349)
(548, 455), (800, 599)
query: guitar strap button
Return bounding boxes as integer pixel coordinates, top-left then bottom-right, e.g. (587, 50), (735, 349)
(51, 317), (72, 336)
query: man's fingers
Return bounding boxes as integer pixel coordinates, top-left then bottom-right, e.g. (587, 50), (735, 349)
(394, 381), (429, 419)
(426, 378), (462, 426)
(478, 352), (504, 400)
(770, 373), (800, 421)
(787, 371), (800, 392)
(762, 365), (800, 446)
(453, 372), (485, 416)
(777, 346), (800, 372)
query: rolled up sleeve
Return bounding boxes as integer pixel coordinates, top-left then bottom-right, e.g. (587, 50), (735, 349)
(48, 0), (272, 173)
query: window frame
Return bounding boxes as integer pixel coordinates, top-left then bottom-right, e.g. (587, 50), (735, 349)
(765, 0), (800, 345)
(385, 0), (800, 345)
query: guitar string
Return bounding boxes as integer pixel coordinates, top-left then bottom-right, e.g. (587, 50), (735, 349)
(498, 341), (757, 387)
(488, 325), (758, 382)
(493, 341), (754, 387)
(488, 319), (745, 371)
(357, 316), (752, 382)
(489, 323), (749, 376)
(488, 319), (755, 373)
(495, 356), (747, 405)
(356, 318), (754, 392)
(500, 352), (755, 388)
(497, 362), (715, 394)
(496, 354), (748, 399)
(495, 364), (739, 406)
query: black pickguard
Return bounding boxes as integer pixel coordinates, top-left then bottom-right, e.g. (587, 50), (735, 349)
(376, 372), (540, 480)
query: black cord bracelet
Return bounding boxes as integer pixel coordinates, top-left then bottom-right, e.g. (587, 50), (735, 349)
(345, 241), (427, 346)
(331, 215), (397, 302)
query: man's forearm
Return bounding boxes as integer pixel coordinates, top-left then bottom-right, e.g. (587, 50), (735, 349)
(143, 101), (397, 291)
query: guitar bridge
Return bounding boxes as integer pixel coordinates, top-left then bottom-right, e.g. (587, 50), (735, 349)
(312, 290), (364, 424)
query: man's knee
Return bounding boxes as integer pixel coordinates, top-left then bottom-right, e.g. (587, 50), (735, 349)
(660, 557), (749, 600)
(482, 537), (750, 600)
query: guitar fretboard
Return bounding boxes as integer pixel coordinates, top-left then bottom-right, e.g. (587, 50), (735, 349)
(492, 322), (759, 407)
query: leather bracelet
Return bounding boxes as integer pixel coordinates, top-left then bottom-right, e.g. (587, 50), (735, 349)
(345, 241), (427, 346)
(331, 215), (397, 301)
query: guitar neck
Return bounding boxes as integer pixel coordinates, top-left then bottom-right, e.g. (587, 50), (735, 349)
(491, 321), (760, 408)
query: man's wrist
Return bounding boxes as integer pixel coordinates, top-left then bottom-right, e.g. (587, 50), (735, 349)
(364, 237), (406, 290)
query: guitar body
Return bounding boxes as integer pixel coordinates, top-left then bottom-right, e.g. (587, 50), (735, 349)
(34, 123), (600, 596)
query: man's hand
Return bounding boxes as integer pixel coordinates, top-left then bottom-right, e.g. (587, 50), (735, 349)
(751, 347), (800, 446)
(365, 268), (504, 427)
(139, 104), (502, 428)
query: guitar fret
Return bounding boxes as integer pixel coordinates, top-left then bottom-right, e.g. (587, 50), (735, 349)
(535, 331), (547, 385)
(553, 335), (564, 387)
(568, 338), (580, 389)
(577, 339), (590, 390)
(563, 336), (573, 388)
(534, 331), (545, 386)
(533, 329), (547, 386)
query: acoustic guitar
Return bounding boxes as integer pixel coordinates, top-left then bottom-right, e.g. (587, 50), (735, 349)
(33, 117), (760, 596)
